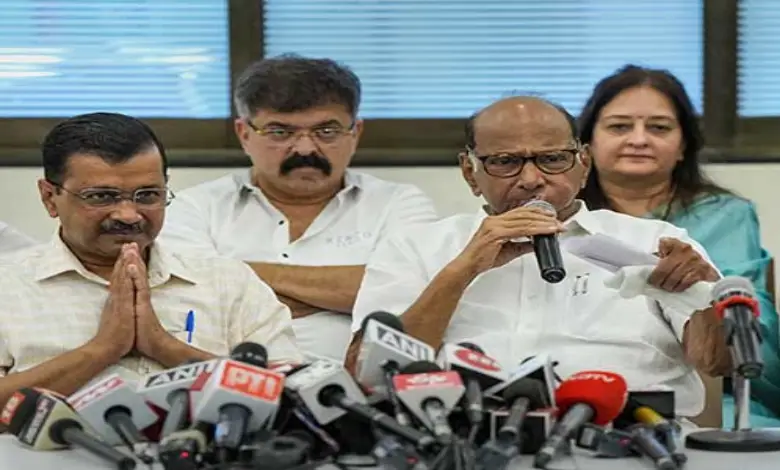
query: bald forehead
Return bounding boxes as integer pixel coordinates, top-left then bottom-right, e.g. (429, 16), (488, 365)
(472, 97), (574, 151)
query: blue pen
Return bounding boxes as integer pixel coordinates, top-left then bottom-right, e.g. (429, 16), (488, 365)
(185, 310), (195, 344)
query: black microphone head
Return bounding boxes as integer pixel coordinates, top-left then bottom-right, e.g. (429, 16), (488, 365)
(456, 342), (485, 354)
(399, 360), (442, 375)
(360, 310), (404, 333)
(502, 378), (550, 409)
(230, 342), (268, 367)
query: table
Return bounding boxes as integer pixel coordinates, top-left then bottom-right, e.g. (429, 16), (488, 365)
(0, 434), (775, 469)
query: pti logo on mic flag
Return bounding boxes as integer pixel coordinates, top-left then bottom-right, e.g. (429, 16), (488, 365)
(454, 349), (501, 372)
(219, 362), (284, 401)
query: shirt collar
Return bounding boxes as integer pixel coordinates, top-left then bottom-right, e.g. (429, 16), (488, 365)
(471, 200), (604, 237)
(34, 233), (200, 286)
(238, 168), (362, 200)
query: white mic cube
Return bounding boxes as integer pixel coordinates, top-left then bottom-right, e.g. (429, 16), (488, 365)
(137, 359), (219, 411)
(191, 359), (284, 432)
(285, 359), (367, 425)
(356, 319), (435, 388)
(68, 374), (158, 446)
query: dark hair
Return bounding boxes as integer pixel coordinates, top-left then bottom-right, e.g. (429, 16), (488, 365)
(577, 64), (728, 215)
(464, 98), (578, 149)
(42, 112), (167, 185)
(233, 54), (362, 118)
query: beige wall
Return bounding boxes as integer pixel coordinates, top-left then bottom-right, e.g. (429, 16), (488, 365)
(1, 163), (776, 284)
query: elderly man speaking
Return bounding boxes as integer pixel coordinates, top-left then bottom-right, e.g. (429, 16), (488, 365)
(346, 96), (729, 418)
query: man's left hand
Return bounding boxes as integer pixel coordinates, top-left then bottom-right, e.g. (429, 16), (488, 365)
(648, 237), (720, 293)
(125, 243), (175, 359)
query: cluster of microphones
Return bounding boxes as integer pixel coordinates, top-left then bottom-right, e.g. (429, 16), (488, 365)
(0, 276), (767, 469)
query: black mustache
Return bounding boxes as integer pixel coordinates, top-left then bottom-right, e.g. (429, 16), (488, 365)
(279, 153), (332, 176)
(101, 222), (144, 234)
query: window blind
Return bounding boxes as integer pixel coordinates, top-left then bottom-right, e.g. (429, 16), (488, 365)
(738, 0), (780, 117)
(0, 0), (230, 118)
(264, 0), (703, 119)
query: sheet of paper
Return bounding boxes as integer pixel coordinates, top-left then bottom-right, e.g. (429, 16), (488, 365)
(564, 233), (659, 273)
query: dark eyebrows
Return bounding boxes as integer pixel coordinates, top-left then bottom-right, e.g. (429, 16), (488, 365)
(261, 119), (346, 129)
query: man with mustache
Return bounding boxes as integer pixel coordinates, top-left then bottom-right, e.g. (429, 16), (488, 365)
(346, 96), (730, 418)
(0, 113), (302, 410)
(161, 55), (438, 361)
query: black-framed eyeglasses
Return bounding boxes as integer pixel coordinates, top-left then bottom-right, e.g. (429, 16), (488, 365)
(245, 120), (356, 146)
(468, 147), (581, 178)
(48, 182), (175, 208)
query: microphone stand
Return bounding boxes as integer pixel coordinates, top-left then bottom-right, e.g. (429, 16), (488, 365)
(686, 313), (780, 452)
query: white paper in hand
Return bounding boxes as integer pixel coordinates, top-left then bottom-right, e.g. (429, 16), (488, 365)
(565, 233), (659, 272)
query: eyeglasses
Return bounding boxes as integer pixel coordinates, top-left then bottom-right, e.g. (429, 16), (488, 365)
(49, 182), (175, 208)
(245, 120), (355, 146)
(468, 147), (580, 178)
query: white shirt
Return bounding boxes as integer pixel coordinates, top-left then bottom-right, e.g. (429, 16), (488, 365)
(352, 203), (715, 416)
(160, 169), (438, 361)
(0, 221), (37, 253)
(0, 235), (303, 384)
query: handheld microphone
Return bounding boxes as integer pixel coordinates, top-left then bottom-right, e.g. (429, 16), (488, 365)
(713, 276), (763, 378)
(355, 311), (436, 390)
(533, 370), (628, 469)
(393, 361), (465, 441)
(523, 199), (565, 283)
(67, 374), (158, 447)
(190, 342), (284, 458)
(137, 358), (219, 439)
(629, 425), (679, 470)
(285, 359), (436, 451)
(3, 388), (136, 469)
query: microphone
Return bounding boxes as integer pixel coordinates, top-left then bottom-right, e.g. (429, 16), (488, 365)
(285, 359), (436, 451)
(355, 311), (436, 390)
(67, 373), (158, 448)
(158, 421), (212, 470)
(523, 199), (565, 283)
(629, 425), (678, 470)
(137, 358), (219, 439)
(393, 361), (465, 441)
(190, 342), (284, 458)
(3, 388), (137, 469)
(439, 342), (504, 438)
(485, 353), (556, 409)
(713, 276), (763, 378)
(438, 342), (507, 392)
(475, 378), (549, 470)
(618, 396), (686, 466)
(533, 370), (628, 469)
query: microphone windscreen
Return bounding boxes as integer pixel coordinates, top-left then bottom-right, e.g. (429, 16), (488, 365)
(400, 361), (442, 375)
(712, 276), (755, 300)
(502, 378), (549, 409)
(555, 371), (628, 425)
(457, 342), (485, 354)
(360, 311), (404, 333)
(230, 342), (268, 367)
(523, 199), (557, 216)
